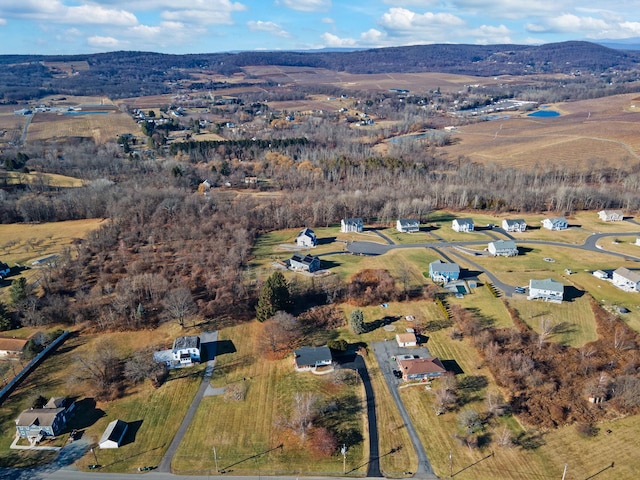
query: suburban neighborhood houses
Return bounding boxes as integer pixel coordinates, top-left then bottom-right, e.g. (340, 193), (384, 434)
(452, 218), (474, 232)
(488, 239), (518, 257)
(528, 278), (564, 303)
(542, 216), (568, 230)
(396, 219), (420, 233)
(599, 209), (624, 222)
(612, 267), (640, 292)
(502, 218), (527, 232)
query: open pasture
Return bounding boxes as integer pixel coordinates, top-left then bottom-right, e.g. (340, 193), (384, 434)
(442, 93), (640, 170)
(0, 218), (103, 266)
(27, 111), (138, 144)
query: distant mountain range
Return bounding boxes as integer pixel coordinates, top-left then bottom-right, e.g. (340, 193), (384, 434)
(1, 41), (639, 101)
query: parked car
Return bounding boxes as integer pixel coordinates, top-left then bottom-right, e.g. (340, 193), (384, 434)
(514, 286), (525, 294)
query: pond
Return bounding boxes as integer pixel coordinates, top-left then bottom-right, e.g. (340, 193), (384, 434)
(63, 111), (111, 115)
(527, 110), (560, 118)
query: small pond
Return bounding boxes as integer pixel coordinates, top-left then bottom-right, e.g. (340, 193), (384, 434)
(527, 110), (560, 118)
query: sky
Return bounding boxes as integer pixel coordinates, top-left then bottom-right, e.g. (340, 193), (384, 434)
(1, 0), (640, 55)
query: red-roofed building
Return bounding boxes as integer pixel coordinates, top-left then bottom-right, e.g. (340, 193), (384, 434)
(397, 357), (446, 381)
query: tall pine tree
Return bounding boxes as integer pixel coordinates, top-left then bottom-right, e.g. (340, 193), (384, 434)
(256, 271), (291, 322)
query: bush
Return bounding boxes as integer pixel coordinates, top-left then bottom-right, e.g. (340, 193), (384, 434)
(327, 339), (348, 352)
(575, 422), (599, 438)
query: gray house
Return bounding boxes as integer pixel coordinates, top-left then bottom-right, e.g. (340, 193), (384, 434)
(15, 397), (75, 442)
(396, 219), (419, 233)
(293, 346), (332, 371)
(341, 218), (363, 233)
(598, 210), (624, 222)
(528, 278), (564, 303)
(429, 260), (460, 283)
(542, 217), (568, 231)
(289, 253), (321, 273)
(488, 240), (518, 257)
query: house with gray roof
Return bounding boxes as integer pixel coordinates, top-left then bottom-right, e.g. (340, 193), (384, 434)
(452, 218), (474, 232)
(502, 219), (527, 232)
(0, 260), (10, 279)
(289, 253), (321, 273)
(172, 336), (201, 365)
(396, 219), (419, 233)
(488, 240), (518, 257)
(295, 228), (317, 248)
(429, 260), (460, 283)
(528, 278), (564, 303)
(542, 217), (568, 231)
(293, 346), (332, 372)
(598, 210), (624, 222)
(341, 218), (363, 233)
(612, 267), (640, 292)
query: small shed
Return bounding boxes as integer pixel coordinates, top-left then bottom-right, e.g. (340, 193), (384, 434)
(99, 419), (128, 449)
(396, 333), (417, 347)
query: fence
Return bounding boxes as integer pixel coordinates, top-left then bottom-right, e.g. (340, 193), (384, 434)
(0, 330), (70, 405)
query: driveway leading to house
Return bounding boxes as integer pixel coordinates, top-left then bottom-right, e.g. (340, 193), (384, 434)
(156, 330), (218, 473)
(371, 341), (438, 479)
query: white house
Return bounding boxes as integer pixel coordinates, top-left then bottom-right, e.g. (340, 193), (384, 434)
(295, 228), (317, 248)
(172, 336), (201, 365)
(289, 253), (321, 273)
(396, 333), (417, 347)
(99, 419), (128, 449)
(488, 240), (518, 257)
(542, 217), (568, 231)
(341, 218), (363, 233)
(528, 278), (564, 303)
(612, 267), (640, 292)
(396, 219), (419, 233)
(598, 210), (624, 222)
(452, 218), (474, 232)
(502, 219), (527, 232)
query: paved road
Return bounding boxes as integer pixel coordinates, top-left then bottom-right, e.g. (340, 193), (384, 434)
(157, 331), (218, 473)
(370, 342), (438, 480)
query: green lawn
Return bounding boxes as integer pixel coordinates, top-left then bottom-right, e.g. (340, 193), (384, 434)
(172, 322), (367, 476)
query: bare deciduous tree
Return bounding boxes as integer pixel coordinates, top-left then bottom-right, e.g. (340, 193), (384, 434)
(164, 287), (196, 328)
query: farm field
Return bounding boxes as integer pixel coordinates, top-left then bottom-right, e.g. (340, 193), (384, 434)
(441, 93), (640, 170)
(27, 111), (138, 144)
(1, 171), (84, 188)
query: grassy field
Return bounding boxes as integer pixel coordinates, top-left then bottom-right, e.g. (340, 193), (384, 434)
(0, 218), (104, 267)
(172, 321), (367, 476)
(1, 171), (84, 188)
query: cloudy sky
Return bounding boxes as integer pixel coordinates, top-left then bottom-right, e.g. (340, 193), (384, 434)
(1, 0), (639, 55)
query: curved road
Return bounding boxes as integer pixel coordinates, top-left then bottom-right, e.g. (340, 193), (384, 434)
(347, 229), (640, 297)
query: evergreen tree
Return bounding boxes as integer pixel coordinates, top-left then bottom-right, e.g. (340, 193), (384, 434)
(256, 271), (290, 322)
(9, 277), (29, 306)
(0, 302), (11, 331)
(350, 309), (365, 334)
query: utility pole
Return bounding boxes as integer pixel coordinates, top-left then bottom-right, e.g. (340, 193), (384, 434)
(213, 446), (219, 474)
(91, 447), (98, 466)
(449, 450), (453, 479)
(561, 464), (567, 480)
(341, 444), (347, 474)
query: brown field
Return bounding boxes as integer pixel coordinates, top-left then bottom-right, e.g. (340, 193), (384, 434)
(27, 111), (139, 144)
(441, 93), (640, 170)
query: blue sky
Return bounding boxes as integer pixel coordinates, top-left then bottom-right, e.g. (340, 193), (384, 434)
(1, 0), (640, 55)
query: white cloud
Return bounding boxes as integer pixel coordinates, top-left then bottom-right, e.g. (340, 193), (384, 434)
(380, 8), (465, 34)
(470, 24), (512, 44)
(276, 0), (331, 12)
(247, 20), (290, 37)
(321, 32), (357, 47)
(0, 18), (6, 25)
(321, 17), (334, 24)
(0, 1), (138, 26)
(87, 35), (129, 49)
